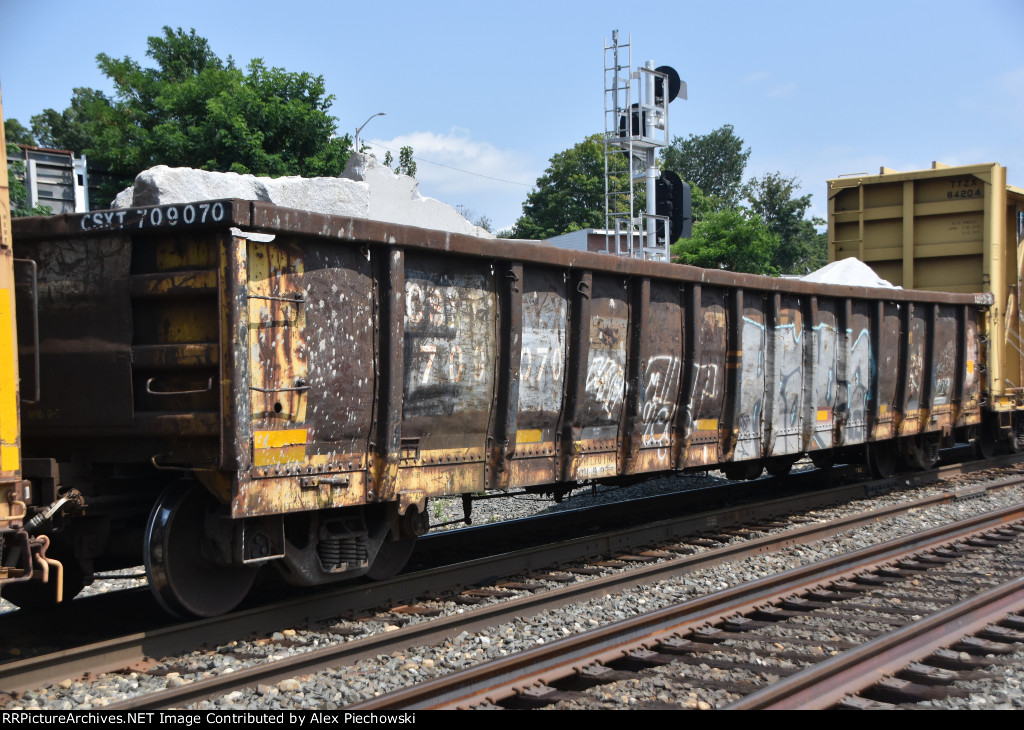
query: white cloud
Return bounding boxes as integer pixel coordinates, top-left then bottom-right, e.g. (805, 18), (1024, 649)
(365, 128), (540, 232)
(766, 82), (798, 99)
(367, 128), (536, 194)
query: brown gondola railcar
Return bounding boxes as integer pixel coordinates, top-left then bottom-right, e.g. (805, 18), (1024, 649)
(4, 200), (992, 616)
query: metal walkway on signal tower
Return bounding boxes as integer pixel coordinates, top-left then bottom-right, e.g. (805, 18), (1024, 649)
(603, 31), (677, 261)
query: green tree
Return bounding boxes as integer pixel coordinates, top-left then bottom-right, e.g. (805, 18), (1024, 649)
(30, 88), (107, 152)
(660, 124), (750, 208)
(510, 134), (605, 239)
(383, 146), (416, 177)
(6, 144), (52, 217)
(744, 172), (827, 274)
(671, 206), (779, 275)
(509, 134), (635, 239)
(31, 26), (351, 199)
(4, 119), (35, 147)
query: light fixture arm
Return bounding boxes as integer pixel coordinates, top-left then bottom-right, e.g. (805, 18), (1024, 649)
(355, 112), (386, 153)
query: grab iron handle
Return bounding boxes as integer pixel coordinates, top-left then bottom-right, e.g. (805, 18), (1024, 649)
(145, 376), (215, 395)
(247, 292), (305, 303)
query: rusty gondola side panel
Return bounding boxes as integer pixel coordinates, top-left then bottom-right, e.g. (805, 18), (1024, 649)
(393, 253), (497, 505)
(625, 278), (684, 474)
(869, 302), (902, 441)
(683, 285), (728, 467)
(769, 293), (805, 457)
(558, 270), (592, 482)
(506, 265), (567, 489)
(485, 262), (521, 488)
(729, 288), (768, 463)
(956, 306), (983, 425)
(573, 275), (629, 481)
(19, 234), (135, 431)
(234, 233), (378, 517)
(897, 302), (927, 437)
(842, 300), (872, 445)
(807, 297), (839, 453)
(369, 247), (405, 505)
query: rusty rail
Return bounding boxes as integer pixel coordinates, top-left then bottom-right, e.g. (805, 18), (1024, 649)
(725, 575), (1024, 709)
(348, 502), (1024, 710)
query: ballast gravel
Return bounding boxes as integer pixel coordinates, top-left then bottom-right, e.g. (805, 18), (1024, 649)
(5, 464), (1024, 710)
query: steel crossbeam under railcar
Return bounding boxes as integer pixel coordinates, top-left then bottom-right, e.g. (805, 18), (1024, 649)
(7, 199), (993, 615)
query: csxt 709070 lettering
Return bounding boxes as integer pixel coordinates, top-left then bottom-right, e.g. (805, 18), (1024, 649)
(1, 199), (995, 616)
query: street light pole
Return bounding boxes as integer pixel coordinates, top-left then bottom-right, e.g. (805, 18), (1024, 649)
(354, 112), (386, 153)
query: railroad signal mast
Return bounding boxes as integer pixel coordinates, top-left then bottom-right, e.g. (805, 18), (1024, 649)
(603, 31), (690, 260)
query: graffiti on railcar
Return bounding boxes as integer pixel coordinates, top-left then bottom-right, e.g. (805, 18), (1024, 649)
(773, 303), (804, 454)
(810, 318), (838, 449)
(933, 339), (956, 406)
(963, 316), (980, 415)
(685, 292), (727, 464)
(689, 299), (727, 424)
(846, 327), (871, 444)
(905, 313), (926, 414)
(585, 354), (625, 418)
(403, 269), (495, 418)
(639, 354), (681, 459)
(933, 308), (959, 409)
(519, 292), (568, 415)
(735, 314), (766, 461)
(583, 294), (628, 423)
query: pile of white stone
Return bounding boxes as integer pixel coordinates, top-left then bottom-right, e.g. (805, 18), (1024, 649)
(112, 152), (494, 238)
(801, 257), (899, 288)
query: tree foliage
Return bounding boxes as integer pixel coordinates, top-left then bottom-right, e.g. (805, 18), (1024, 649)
(27, 27), (352, 199)
(383, 146), (416, 178)
(744, 172), (827, 274)
(509, 134), (632, 240)
(4, 119), (35, 147)
(661, 124), (750, 208)
(30, 88), (107, 153)
(671, 204), (779, 275)
(5, 144), (52, 217)
(507, 127), (825, 275)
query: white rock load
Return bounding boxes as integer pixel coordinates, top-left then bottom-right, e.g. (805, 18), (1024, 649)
(801, 257), (900, 288)
(112, 152), (495, 238)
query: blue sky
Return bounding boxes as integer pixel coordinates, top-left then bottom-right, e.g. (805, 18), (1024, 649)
(1, 0), (1022, 232)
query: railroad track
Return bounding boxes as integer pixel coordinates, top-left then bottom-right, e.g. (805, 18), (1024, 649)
(0, 453), (1017, 709)
(349, 504), (1024, 710)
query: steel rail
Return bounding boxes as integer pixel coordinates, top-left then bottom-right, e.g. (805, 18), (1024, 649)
(98, 489), (1024, 711)
(724, 575), (1024, 709)
(348, 502), (1024, 710)
(3, 460), (1019, 703)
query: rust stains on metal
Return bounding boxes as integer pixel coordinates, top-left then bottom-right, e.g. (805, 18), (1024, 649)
(9, 201), (994, 524)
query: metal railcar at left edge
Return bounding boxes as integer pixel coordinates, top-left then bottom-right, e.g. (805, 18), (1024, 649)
(1, 199), (993, 617)
(0, 97), (36, 609)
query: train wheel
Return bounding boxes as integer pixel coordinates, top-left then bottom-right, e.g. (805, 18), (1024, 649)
(722, 462), (762, 481)
(972, 420), (997, 460)
(366, 507), (421, 581)
(1007, 416), (1024, 453)
(144, 484), (257, 618)
(1, 538), (84, 609)
(765, 457), (796, 478)
(902, 434), (939, 471)
(366, 535), (417, 581)
(810, 451), (835, 470)
(866, 442), (897, 478)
